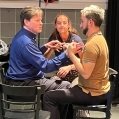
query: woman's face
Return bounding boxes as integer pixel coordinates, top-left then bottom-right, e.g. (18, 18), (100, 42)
(55, 15), (70, 34)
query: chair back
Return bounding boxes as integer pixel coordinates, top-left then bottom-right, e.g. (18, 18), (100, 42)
(0, 83), (45, 119)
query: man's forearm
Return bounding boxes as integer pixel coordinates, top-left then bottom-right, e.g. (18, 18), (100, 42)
(44, 48), (54, 59)
(68, 53), (84, 77)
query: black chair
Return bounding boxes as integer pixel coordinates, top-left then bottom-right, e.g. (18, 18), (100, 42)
(0, 51), (9, 62)
(0, 83), (50, 119)
(72, 68), (118, 119)
(0, 52), (9, 75)
(0, 62), (9, 83)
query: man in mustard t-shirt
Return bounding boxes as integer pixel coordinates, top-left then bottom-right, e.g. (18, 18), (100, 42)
(43, 5), (110, 119)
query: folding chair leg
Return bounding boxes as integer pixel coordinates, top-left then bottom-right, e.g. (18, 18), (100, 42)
(106, 110), (111, 119)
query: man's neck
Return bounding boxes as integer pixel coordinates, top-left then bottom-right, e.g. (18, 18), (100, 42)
(23, 26), (36, 35)
(87, 27), (100, 38)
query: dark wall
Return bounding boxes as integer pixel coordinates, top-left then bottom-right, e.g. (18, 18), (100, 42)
(106, 0), (119, 100)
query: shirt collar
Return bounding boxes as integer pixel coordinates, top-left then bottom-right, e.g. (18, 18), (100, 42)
(22, 27), (36, 41)
(87, 31), (102, 41)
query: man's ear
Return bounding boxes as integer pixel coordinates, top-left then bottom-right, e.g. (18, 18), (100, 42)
(89, 19), (94, 25)
(24, 19), (29, 27)
(88, 19), (94, 27)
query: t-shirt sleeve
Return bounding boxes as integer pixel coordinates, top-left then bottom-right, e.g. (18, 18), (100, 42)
(71, 34), (83, 43)
(82, 42), (99, 63)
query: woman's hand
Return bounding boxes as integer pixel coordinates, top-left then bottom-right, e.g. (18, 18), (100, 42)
(62, 43), (70, 50)
(57, 65), (72, 78)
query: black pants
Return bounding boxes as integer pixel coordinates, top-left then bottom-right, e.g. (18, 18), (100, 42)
(43, 85), (109, 119)
(59, 104), (73, 119)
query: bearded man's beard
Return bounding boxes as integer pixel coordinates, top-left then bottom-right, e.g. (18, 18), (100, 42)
(83, 27), (88, 35)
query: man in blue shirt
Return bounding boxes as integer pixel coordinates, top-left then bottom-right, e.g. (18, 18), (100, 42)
(5, 6), (71, 91)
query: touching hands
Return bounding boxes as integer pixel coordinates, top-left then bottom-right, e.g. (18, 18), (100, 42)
(45, 40), (64, 51)
(62, 43), (70, 50)
(67, 42), (84, 55)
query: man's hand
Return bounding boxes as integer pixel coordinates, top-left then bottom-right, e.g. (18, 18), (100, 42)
(45, 40), (64, 51)
(67, 42), (84, 55)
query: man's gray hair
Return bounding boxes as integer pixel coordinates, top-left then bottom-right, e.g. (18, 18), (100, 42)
(81, 5), (105, 21)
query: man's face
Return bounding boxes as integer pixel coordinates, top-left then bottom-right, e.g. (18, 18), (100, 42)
(80, 15), (89, 35)
(25, 14), (43, 34)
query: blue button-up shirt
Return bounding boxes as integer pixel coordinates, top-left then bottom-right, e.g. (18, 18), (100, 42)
(6, 28), (68, 80)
